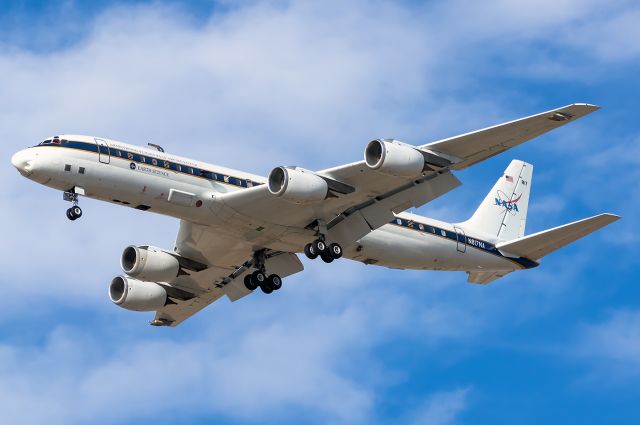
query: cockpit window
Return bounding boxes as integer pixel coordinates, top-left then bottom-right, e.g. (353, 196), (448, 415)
(39, 139), (52, 145)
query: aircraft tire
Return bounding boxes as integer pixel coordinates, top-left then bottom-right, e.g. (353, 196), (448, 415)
(267, 274), (282, 290)
(320, 252), (334, 263)
(72, 206), (83, 219)
(260, 283), (273, 294)
(244, 274), (258, 291)
(304, 243), (318, 260)
(313, 239), (326, 253)
(251, 270), (266, 285)
(328, 243), (343, 259)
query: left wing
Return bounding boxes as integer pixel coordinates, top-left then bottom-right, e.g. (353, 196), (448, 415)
(151, 220), (303, 327)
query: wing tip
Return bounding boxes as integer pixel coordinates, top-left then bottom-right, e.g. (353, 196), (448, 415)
(599, 212), (622, 222)
(566, 103), (601, 113)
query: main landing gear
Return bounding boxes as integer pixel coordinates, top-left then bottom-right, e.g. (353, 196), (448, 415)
(243, 270), (282, 294)
(243, 250), (283, 294)
(303, 238), (343, 263)
(63, 190), (83, 221)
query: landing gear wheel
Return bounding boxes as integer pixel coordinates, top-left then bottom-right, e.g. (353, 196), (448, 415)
(260, 283), (273, 294)
(304, 243), (319, 260)
(71, 206), (82, 219)
(251, 270), (266, 286)
(320, 252), (334, 263)
(328, 243), (343, 259)
(244, 274), (258, 291)
(267, 274), (282, 291)
(313, 239), (326, 253)
(66, 208), (75, 221)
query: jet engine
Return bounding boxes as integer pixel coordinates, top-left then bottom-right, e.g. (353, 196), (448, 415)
(364, 139), (426, 178)
(109, 276), (167, 312)
(268, 166), (328, 204)
(121, 245), (180, 283)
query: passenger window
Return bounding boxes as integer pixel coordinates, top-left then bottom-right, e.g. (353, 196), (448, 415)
(64, 164), (71, 172)
(79, 167), (85, 174)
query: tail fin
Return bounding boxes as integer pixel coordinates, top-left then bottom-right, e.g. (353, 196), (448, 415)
(464, 160), (533, 241)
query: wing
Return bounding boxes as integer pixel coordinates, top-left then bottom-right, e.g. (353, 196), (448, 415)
(217, 104), (598, 251)
(150, 220), (304, 327)
(422, 103), (599, 170)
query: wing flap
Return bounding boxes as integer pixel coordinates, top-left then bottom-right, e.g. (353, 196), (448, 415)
(422, 104), (599, 170)
(496, 213), (620, 260)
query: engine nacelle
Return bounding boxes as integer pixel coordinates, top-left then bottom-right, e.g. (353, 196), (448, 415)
(364, 139), (426, 178)
(268, 166), (328, 204)
(121, 245), (180, 283)
(109, 276), (167, 312)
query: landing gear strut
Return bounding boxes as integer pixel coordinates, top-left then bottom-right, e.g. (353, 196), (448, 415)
(63, 190), (82, 221)
(242, 250), (283, 294)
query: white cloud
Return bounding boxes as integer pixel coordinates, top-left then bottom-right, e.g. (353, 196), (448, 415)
(409, 388), (469, 425)
(575, 309), (640, 380)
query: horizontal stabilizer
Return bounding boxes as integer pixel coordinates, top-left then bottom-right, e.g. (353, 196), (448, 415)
(467, 270), (512, 285)
(496, 213), (620, 260)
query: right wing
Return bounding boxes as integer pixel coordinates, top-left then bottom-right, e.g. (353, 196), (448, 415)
(217, 104), (599, 251)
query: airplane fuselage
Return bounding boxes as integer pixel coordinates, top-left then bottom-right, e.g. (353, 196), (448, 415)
(11, 135), (534, 276)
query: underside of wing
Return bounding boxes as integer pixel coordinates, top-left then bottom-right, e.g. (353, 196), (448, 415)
(150, 221), (303, 327)
(422, 104), (599, 170)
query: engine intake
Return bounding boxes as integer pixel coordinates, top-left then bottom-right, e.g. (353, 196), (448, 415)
(109, 276), (167, 312)
(364, 139), (426, 178)
(121, 245), (180, 283)
(268, 166), (328, 204)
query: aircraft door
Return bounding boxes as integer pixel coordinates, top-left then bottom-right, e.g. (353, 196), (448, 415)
(95, 138), (110, 164)
(454, 226), (466, 253)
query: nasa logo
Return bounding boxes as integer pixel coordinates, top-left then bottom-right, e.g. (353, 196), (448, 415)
(494, 190), (522, 214)
(130, 162), (136, 170)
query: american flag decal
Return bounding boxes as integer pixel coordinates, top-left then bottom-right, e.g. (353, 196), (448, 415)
(505, 175), (514, 182)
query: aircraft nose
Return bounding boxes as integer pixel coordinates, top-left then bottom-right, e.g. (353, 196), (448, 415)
(11, 149), (33, 175)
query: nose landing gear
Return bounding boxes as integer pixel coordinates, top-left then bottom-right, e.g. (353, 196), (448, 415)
(66, 205), (83, 221)
(63, 190), (83, 221)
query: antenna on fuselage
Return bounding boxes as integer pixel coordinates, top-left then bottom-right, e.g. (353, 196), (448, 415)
(148, 143), (165, 153)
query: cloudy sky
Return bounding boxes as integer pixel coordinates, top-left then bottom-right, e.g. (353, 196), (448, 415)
(1, 0), (639, 424)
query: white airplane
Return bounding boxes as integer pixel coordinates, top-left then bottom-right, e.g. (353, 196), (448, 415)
(11, 104), (620, 326)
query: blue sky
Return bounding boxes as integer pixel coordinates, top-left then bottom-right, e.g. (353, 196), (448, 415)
(1, 1), (639, 424)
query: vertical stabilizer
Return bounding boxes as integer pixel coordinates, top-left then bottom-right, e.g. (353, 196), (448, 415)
(464, 160), (533, 241)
